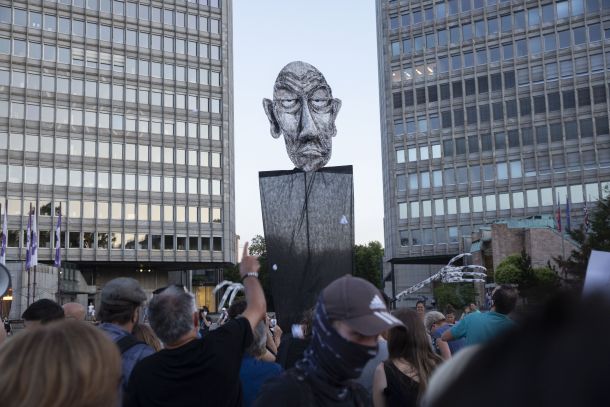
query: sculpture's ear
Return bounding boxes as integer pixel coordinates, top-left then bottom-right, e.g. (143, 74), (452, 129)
(329, 98), (342, 137)
(263, 99), (282, 139)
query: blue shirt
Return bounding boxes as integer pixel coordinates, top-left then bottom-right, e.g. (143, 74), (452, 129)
(240, 355), (282, 407)
(99, 323), (155, 393)
(432, 324), (466, 355)
(449, 311), (516, 346)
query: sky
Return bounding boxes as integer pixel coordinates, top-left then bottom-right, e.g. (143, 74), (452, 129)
(233, 0), (385, 250)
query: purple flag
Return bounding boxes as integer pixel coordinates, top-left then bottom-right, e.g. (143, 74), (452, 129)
(25, 207), (32, 270)
(0, 205), (6, 265)
(566, 196), (571, 231)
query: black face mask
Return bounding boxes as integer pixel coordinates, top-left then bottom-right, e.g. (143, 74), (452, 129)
(299, 299), (378, 397)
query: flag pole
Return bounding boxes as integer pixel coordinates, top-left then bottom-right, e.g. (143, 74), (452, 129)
(56, 203), (62, 304)
(559, 193), (566, 279)
(32, 208), (37, 302)
(26, 203), (32, 306)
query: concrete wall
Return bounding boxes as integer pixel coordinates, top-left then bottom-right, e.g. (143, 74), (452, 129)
(525, 229), (579, 269)
(491, 224), (526, 270)
(490, 225), (579, 271)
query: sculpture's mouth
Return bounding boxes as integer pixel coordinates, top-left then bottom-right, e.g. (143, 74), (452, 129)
(299, 145), (323, 157)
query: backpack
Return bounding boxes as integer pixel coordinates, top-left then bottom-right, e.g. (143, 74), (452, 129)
(116, 334), (145, 354)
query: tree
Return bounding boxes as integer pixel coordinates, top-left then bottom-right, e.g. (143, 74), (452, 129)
(247, 235), (274, 310)
(354, 241), (384, 287)
(496, 251), (559, 303)
(433, 282), (476, 312)
(554, 193), (610, 291)
(221, 235), (273, 310)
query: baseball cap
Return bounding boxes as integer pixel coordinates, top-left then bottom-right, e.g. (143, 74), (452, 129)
(101, 277), (147, 306)
(424, 311), (446, 332)
(322, 275), (404, 336)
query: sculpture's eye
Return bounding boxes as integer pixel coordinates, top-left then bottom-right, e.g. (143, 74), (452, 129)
(310, 98), (331, 109)
(309, 88), (332, 111)
(279, 99), (299, 109)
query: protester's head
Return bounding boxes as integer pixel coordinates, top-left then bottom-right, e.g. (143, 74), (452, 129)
(246, 321), (268, 358)
(299, 307), (314, 339)
(147, 286), (197, 346)
(228, 300), (247, 319)
(444, 304), (456, 323)
(132, 323), (163, 352)
(416, 300), (426, 316)
(389, 308), (442, 398)
(491, 285), (518, 314)
(22, 298), (64, 329)
(62, 302), (86, 321)
(424, 311), (446, 333)
(263, 61), (342, 172)
(199, 306), (210, 320)
(0, 320), (121, 407)
(98, 277), (147, 327)
(304, 275), (403, 382)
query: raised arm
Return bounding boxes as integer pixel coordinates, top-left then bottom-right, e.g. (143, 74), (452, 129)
(240, 242), (267, 331)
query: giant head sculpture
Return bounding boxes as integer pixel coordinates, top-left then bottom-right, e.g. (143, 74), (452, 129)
(263, 61), (342, 172)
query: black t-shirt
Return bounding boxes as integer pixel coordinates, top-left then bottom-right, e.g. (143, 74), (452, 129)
(253, 368), (370, 407)
(124, 317), (253, 407)
(276, 335), (310, 370)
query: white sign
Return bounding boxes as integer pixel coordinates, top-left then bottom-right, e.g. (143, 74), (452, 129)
(583, 250), (610, 298)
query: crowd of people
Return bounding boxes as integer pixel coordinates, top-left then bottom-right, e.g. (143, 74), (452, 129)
(0, 242), (609, 406)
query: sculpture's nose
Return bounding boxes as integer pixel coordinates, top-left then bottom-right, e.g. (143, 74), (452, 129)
(298, 100), (317, 139)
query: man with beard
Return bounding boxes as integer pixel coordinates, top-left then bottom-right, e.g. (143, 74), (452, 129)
(254, 275), (404, 406)
(98, 277), (154, 397)
(263, 61), (342, 173)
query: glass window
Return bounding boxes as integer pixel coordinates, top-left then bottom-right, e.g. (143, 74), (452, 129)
(496, 162), (508, 180)
(558, 30), (571, 48)
(574, 27), (587, 45)
(542, 4), (554, 22)
(510, 161), (522, 178)
(557, 1), (570, 18)
(589, 24), (602, 42)
(540, 188), (553, 205)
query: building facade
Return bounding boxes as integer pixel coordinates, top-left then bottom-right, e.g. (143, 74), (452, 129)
(0, 0), (234, 311)
(376, 0), (610, 304)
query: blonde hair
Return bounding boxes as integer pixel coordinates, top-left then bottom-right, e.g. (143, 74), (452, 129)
(0, 320), (121, 407)
(133, 323), (163, 352)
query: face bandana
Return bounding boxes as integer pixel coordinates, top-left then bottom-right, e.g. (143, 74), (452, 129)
(297, 298), (378, 400)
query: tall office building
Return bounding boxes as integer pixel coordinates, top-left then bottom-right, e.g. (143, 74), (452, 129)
(376, 0), (610, 303)
(0, 0), (234, 311)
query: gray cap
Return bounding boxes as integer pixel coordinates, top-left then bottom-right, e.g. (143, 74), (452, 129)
(101, 277), (147, 306)
(424, 311), (446, 332)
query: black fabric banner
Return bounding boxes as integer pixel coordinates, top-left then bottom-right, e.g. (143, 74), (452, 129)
(259, 166), (354, 331)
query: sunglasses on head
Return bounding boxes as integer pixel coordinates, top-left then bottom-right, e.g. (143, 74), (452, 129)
(152, 284), (186, 295)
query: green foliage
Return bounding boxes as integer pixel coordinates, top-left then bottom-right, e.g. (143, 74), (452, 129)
(495, 254), (523, 284)
(354, 241), (384, 287)
(433, 283), (477, 311)
(221, 235), (274, 310)
(248, 235), (274, 311)
(496, 251), (560, 303)
(555, 194), (610, 291)
(223, 264), (240, 283)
